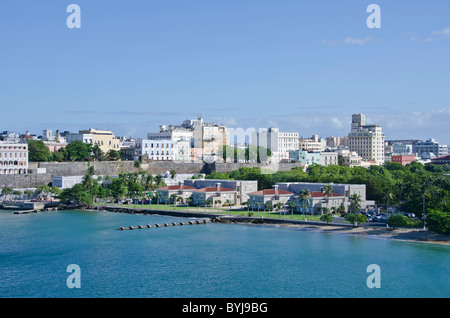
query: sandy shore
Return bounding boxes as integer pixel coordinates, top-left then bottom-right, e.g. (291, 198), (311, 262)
(275, 223), (450, 245)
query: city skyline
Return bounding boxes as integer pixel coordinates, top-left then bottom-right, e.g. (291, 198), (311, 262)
(1, 1), (449, 144)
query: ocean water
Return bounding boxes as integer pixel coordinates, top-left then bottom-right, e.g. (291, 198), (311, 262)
(0, 209), (449, 298)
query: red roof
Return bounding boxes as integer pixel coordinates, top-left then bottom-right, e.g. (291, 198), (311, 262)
(192, 186), (235, 193)
(156, 185), (197, 191)
(431, 155), (450, 161)
(249, 189), (294, 196)
(296, 191), (343, 198)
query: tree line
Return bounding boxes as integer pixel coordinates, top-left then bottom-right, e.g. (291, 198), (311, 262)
(27, 140), (124, 162)
(206, 162), (450, 234)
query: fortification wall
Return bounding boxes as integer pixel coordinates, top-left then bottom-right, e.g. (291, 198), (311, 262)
(0, 161), (304, 188)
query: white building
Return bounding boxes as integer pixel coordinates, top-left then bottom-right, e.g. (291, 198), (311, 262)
(0, 141), (28, 175)
(299, 135), (326, 152)
(391, 143), (413, 155)
(136, 139), (190, 161)
(147, 126), (194, 145)
(252, 128), (299, 163)
(320, 151), (338, 166)
(337, 149), (362, 167)
(147, 117), (230, 162)
(413, 139), (448, 158)
(348, 114), (385, 165)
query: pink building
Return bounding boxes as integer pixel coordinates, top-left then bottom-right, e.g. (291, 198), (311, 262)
(391, 154), (415, 166)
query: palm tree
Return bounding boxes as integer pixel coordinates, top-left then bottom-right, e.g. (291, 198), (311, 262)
(144, 173), (154, 191)
(274, 202), (283, 218)
(256, 202), (262, 216)
(205, 199), (213, 212)
(147, 192), (154, 208)
(349, 193), (362, 213)
(225, 199), (231, 214)
(322, 184), (334, 214)
(154, 174), (164, 188)
(215, 199), (222, 213)
(299, 189), (311, 220)
(264, 201), (272, 217)
(289, 201), (297, 219)
(186, 197), (192, 211)
(169, 169), (177, 180)
(170, 193), (178, 207)
(153, 192), (161, 207)
(176, 196), (183, 208)
(242, 200), (250, 213)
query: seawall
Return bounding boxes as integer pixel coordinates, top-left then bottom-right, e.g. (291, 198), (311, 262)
(0, 161), (304, 188)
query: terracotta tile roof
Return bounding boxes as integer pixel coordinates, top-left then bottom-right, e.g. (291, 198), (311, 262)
(295, 191), (344, 198)
(192, 186), (235, 193)
(249, 189), (294, 196)
(156, 185), (197, 191)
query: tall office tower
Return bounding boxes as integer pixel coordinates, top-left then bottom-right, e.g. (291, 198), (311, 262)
(348, 114), (385, 165)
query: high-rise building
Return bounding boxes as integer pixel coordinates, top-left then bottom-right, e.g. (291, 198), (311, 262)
(348, 114), (385, 165)
(252, 128), (299, 163)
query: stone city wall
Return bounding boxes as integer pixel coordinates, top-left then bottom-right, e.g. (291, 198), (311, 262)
(0, 161), (304, 188)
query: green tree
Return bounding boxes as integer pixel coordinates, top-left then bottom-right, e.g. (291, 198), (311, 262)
(322, 184), (334, 212)
(349, 193), (362, 213)
(320, 212), (333, 225)
(106, 149), (121, 161)
(387, 214), (409, 230)
(426, 210), (450, 234)
(27, 140), (53, 162)
(92, 145), (104, 161)
(345, 213), (367, 227)
(64, 141), (93, 161)
(289, 201), (297, 218)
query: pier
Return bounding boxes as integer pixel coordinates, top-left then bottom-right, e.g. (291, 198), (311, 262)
(118, 218), (211, 230)
(13, 210), (37, 214)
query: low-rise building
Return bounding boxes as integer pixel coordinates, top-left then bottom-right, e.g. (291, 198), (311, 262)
(430, 154), (450, 166)
(155, 183), (197, 204)
(136, 139), (190, 161)
(248, 185), (294, 210)
(184, 179), (258, 205)
(293, 191), (346, 215)
(289, 150), (321, 167)
(391, 154), (415, 166)
(66, 129), (121, 154)
(338, 150), (362, 167)
(299, 135), (326, 152)
(276, 182), (376, 213)
(191, 183), (237, 206)
(320, 151), (338, 166)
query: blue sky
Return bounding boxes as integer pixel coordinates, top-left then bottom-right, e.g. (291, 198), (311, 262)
(1, 0), (449, 144)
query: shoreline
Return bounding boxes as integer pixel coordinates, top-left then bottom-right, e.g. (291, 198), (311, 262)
(262, 222), (450, 246)
(87, 204), (450, 246)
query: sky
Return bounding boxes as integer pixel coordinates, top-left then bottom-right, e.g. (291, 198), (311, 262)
(0, 0), (449, 145)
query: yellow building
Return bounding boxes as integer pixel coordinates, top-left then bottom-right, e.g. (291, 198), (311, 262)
(67, 129), (121, 154)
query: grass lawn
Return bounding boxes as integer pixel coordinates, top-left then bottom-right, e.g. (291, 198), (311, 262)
(95, 202), (325, 221)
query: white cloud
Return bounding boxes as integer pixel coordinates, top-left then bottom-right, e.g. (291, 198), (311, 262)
(432, 27), (450, 36)
(320, 36), (377, 46)
(421, 26), (450, 43)
(344, 37), (375, 45)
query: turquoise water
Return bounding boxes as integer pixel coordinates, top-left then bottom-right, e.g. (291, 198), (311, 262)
(0, 209), (449, 298)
